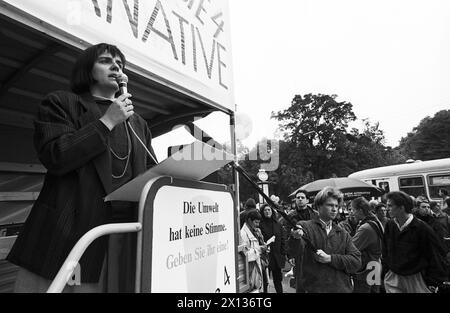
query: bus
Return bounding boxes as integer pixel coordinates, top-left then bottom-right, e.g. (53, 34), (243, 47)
(348, 158), (450, 201)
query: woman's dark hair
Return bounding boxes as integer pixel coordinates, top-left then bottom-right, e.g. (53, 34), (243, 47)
(246, 209), (262, 222)
(259, 203), (276, 220)
(386, 191), (414, 213)
(70, 43), (126, 94)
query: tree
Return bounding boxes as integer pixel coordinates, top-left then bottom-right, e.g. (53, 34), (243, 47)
(271, 93), (407, 192)
(272, 93), (357, 179)
(336, 121), (406, 174)
(218, 93), (408, 205)
(216, 139), (275, 206)
(398, 110), (450, 160)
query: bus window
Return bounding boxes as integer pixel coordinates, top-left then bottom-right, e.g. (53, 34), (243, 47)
(427, 174), (450, 199)
(378, 181), (390, 193)
(398, 176), (426, 198)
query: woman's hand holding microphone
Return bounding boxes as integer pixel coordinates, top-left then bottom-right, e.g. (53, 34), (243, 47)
(100, 93), (134, 130)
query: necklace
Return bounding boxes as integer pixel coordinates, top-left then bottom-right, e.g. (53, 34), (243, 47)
(92, 95), (114, 101)
(110, 122), (132, 179)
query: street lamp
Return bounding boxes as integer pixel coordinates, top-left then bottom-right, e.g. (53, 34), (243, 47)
(257, 169), (269, 204)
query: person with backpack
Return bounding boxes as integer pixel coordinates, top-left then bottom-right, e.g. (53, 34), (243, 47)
(351, 197), (384, 293)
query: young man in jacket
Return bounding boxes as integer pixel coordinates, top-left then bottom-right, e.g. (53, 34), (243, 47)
(289, 187), (361, 293)
(383, 191), (449, 293)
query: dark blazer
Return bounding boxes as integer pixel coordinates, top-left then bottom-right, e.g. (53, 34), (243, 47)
(7, 91), (157, 283)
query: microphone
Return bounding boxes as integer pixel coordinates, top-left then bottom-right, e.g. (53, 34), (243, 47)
(115, 73), (159, 165)
(116, 73), (128, 95)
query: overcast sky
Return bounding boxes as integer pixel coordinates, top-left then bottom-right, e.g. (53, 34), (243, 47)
(228, 0), (450, 147)
(153, 0), (450, 160)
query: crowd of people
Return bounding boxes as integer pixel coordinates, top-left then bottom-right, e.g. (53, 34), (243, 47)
(239, 187), (450, 293)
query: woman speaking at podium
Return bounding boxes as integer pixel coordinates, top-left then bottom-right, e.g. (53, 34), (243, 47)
(7, 43), (157, 292)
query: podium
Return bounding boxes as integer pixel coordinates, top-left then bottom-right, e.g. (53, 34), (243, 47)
(106, 141), (238, 293)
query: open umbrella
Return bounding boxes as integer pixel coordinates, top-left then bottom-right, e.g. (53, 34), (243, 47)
(289, 177), (385, 200)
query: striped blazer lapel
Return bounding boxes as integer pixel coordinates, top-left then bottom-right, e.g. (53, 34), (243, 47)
(79, 93), (112, 194)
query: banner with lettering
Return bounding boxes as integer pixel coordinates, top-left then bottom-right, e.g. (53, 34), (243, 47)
(1, 0), (234, 111)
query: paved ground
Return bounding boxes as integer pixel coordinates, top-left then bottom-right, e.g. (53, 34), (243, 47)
(267, 262), (296, 294)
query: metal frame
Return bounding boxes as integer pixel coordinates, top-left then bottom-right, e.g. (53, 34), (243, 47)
(46, 223), (141, 293)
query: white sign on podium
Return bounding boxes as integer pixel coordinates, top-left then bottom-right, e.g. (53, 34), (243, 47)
(143, 178), (237, 292)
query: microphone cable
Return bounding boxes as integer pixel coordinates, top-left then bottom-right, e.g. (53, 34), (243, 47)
(116, 73), (158, 165)
(127, 120), (159, 165)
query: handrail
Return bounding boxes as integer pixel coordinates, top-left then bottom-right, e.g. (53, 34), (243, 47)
(47, 223), (142, 293)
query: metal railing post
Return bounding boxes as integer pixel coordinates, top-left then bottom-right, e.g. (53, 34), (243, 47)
(47, 223), (142, 293)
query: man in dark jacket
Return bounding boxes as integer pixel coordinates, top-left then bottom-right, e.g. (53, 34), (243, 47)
(279, 190), (318, 292)
(429, 201), (450, 253)
(351, 197), (384, 293)
(383, 191), (449, 293)
(416, 200), (450, 261)
(289, 187), (361, 293)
